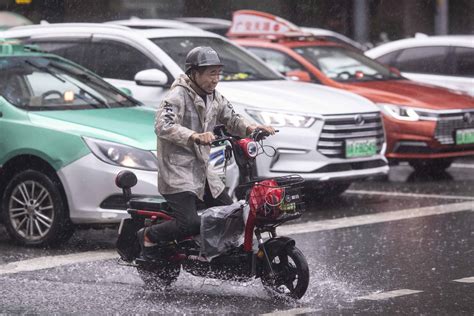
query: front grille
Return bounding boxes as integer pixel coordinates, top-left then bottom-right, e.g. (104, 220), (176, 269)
(317, 112), (385, 158)
(434, 110), (474, 145)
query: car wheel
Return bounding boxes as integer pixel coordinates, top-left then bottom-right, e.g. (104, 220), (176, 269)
(409, 159), (453, 174)
(1, 169), (74, 247)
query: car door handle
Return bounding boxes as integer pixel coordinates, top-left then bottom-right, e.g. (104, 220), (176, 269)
(0, 111), (3, 118)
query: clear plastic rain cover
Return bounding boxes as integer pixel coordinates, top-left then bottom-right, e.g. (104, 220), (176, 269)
(199, 201), (249, 259)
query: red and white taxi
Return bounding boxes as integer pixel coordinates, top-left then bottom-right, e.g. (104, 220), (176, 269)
(228, 10), (474, 173)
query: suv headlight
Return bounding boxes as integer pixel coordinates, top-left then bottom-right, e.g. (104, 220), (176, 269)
(377, 103), (440, 121)
(83, 137), (157, 171)
(246, 109), (316, 128)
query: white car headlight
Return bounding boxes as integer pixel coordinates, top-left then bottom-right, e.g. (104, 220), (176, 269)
(377, 103), (421, 121)
(83, 137), (157, 171)
(246, 109), (316, 128)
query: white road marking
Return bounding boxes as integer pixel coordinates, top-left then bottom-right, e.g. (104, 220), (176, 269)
(1, 201), (472, 275)
(260, 308), (319, 316)
(356, 289), (423, 300)
(452, 163), (474, 169)
(453, 276), (474, 283)
(346, 190), (474, 201)
(0, 250), (117, 275)
(278, 201), (474, 236)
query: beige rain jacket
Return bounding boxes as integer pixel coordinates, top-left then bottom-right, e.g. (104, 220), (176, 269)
(154, 74), (251, 199)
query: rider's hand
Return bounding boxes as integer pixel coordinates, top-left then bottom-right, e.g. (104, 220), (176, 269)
(247, 125), (276, 135)
(191, 132), (216, 145)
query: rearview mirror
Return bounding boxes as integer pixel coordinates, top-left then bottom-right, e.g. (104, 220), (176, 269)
(134, 69), (169, 87)
(285, 70), (312, 82)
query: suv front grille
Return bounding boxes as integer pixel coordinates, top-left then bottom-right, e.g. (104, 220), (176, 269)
(435, 110), (474, 145)
(317, 112), (384, 158)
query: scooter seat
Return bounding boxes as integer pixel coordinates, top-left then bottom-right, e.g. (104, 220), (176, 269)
(129, 196), (169, 212)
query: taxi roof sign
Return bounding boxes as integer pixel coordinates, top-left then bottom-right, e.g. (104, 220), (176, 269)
(227, 10), (308, 38)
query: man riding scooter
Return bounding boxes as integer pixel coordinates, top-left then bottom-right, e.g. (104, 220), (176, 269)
(138, 46), (275, 261)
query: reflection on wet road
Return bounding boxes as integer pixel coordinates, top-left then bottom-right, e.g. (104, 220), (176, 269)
(0, 158), (473, 314)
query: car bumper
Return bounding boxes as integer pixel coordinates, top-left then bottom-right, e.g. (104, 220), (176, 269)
(384, 117), (474, 160)
(254, 123), (389, 184)
(57, 154), (159, 225)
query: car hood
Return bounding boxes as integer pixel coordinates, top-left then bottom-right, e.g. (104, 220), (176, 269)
(28, 106), (156, 150)
(346, 79), (474, 110)
(218, 80), (378, 115)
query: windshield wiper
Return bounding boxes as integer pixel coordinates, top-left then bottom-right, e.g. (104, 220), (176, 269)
(48, 62), (112, 108)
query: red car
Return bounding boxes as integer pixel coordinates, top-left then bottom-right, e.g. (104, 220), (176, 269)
(228, 10), (474, 173)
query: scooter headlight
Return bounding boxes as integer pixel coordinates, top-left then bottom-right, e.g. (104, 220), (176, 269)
(247, 141), (258, 158)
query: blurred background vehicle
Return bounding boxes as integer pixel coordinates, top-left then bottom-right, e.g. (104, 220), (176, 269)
(229, 10), (474, 174)
(1, 23), (389, 199)
(175, 17), (231, 36)
(0, 40), (160, 246)
(365, 34), (474, 96)
(106, 17), (202, 31)
(300, 27), (371, 52)
(0, 11), (32, 30)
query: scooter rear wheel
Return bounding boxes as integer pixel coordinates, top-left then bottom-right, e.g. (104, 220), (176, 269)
(261, 245), (309, 299)
(137, 262), (180, 290)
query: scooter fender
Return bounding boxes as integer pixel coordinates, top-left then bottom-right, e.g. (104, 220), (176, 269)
(261, 236), (296, 259)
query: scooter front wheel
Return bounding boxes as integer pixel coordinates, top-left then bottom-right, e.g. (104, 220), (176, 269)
(260, 245), (309, 299)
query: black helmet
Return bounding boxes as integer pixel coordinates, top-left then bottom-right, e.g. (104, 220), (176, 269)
(185, 46), (223, 74)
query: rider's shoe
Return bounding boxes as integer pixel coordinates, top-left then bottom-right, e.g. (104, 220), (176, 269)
(137, 228), (170, 262)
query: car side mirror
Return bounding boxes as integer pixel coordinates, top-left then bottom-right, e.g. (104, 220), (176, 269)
(285, 70), (312, 83)
(134, 69), (169, 87)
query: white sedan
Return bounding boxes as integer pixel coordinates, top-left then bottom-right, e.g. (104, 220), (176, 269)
(365, 34), (474, 96)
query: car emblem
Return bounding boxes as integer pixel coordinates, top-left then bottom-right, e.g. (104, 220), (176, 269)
(354, 114), (365, 125)
(463, 112), (473, 124)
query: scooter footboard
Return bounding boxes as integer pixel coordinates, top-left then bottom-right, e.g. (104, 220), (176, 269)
(116, 218), (143, 262)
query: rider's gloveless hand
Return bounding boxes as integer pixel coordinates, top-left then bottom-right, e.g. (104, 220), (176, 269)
(191, 132), (216, 145)
(248, 125), (276, 136)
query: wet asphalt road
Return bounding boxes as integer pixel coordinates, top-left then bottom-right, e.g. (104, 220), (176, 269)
(0, 157), (473, 315)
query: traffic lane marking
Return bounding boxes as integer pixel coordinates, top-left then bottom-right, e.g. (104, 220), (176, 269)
(0, 201), (472, 275)
(278, 201), (473, 236)
(346, 190), (474, 200)
(452, 163), (474, 169)
(0, 250), (117, 275)
(453, 277), (474, 283)
(356, 289), (423, 301)
(260, 308), (319, 315)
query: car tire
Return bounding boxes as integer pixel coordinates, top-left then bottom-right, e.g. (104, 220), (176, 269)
(409, 159), (453, 174)
(1, 169), (74, 247)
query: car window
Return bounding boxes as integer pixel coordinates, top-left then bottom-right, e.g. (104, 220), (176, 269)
(292, 46), (399, 82)
(86, 40), (158, 81)
(246, 47), (304, 74)
(393, 46), (450, 75)
(0, 56), (138, 110)
(25, 40), (87, 68)
(151, 37), (283, 81)
(454, 47), (474, 77)
(374, 50), (400, 66)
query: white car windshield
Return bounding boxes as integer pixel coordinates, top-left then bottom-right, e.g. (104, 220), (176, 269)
(152, 37), (283, 81)
(293, 46), (402, 82)
(0, 56), (139, 110)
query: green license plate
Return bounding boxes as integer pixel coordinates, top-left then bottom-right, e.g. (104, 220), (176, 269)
(345, 138), (377, 158)
(456, 128), (474, 145)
